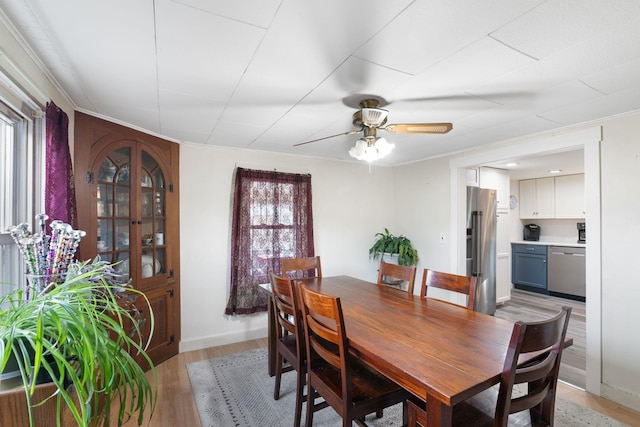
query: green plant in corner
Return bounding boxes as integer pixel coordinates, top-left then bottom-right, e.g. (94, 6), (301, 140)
(0, 258), (157, 427)
(368, 228), (419, 266)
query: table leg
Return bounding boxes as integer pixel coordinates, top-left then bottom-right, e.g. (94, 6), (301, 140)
(266, 295), (276, 377)
(426, 394), (452, 427)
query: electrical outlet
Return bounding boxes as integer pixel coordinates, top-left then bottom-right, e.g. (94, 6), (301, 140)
(439, 232), (446, 244)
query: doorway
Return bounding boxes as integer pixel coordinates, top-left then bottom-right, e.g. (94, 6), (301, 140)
(449, 126), (602, 395)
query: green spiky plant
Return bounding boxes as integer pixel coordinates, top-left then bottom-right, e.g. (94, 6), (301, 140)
(0, 258), (156, 427)
(369, 228), (419, 266)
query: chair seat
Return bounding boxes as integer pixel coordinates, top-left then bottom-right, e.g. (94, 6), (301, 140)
(408, 386), (545, 427)
(277, 334), (299, 374)
(455, 385), (549, 427)
(279, 333), (298, 352)
(312, 359), (405, 403)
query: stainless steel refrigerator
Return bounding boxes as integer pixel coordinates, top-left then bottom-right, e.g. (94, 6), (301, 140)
(466, 186), (497, 315)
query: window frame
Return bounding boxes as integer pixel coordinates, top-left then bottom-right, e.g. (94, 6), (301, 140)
(0, 71), (45, 294)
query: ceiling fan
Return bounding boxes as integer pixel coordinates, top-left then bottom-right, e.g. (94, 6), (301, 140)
(293, 96), (452, 161)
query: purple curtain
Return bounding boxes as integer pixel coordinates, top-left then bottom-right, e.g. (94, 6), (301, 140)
(225, 168), (314, 315)
(45, 101), (77, 229)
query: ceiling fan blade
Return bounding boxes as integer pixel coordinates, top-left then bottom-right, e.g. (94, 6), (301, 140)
(383, 123), (453, 134)
(293, 129), (361, 146)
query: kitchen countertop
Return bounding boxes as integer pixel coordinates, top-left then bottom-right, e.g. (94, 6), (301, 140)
(511, 240), (586, 248)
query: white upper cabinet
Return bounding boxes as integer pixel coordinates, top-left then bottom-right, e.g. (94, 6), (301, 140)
(555, 174), (585, 218)
(480, 167), (510, 210)
(519, 177), (555, 219)
(466, 168), (479, 187)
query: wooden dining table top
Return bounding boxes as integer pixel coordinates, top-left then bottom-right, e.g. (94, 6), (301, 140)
(294, 275), (516, 408)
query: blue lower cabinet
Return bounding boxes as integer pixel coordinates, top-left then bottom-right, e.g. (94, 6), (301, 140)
(512, 244), (547, 293)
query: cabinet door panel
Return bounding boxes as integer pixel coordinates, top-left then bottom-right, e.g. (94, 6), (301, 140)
(535, 177), (555, 218)
(519, 177), (555, 219)
(519, 179), (537, 218)
(480, 167), (510, 210)
(496, 211), (511, 303)
(513, 253), (547, 289)
(555, 174), (585, 218)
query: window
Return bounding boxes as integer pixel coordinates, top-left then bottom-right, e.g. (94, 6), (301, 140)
(225, 168), (314, 315)
(0, 78), (44, 296)
(249, 179), (296, 274)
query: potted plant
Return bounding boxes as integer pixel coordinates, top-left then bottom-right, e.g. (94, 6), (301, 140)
(368, 228), (419, 266)
(0, 258), (157, 427)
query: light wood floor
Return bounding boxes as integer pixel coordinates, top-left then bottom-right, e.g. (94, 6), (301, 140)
(495, 289), (586, 389)
(120, 337), (640, 427)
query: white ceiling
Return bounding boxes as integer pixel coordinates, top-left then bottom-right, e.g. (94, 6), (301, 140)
(486, 148), (584, 181)
(1, 0), (639, 167)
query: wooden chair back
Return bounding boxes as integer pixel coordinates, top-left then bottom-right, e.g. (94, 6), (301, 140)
(298, 284), (409, 426)
(282, 256), (322, 279)
(377, 261), (417, 294)
(299, 285), (346, 373)
(494, 306), (572, 426)
(269, 271), (302, 347)
(420, 268), (478, 310)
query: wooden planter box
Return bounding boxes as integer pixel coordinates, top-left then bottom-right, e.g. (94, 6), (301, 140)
(0, 382), (75, 426)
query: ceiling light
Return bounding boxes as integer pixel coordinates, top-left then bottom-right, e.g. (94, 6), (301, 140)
(349, 137), (395, 162)
(548, 169), (563, 174)
(506, 162), (519, 167)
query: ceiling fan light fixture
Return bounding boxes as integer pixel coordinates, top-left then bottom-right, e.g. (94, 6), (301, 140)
(360, 107), (389, 127)
(349, 137), (395, 162)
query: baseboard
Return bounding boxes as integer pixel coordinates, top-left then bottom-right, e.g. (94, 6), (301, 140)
(600, 383), (640, 412)
(179, 327), (268, 353)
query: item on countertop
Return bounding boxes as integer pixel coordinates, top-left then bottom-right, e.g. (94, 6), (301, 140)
(523, 224), (540, 241)
(577, 222), (586, 244)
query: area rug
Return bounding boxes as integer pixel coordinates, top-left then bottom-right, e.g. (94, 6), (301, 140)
(187, 348), (628, 427)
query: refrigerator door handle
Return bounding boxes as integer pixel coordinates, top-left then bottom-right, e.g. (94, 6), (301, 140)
(472, 211), (483, 276)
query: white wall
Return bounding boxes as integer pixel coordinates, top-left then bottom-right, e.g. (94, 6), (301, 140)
(599, 113), (640, 410)
(178, 143), (394, 351)
(392, 157), (452, 274)
(392, 156), (456, 303)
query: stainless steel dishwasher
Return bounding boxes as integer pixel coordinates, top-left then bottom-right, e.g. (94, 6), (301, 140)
(547, 246), (586, 299)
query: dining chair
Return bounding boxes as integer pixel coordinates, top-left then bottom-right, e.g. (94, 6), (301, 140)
(420, 268), (478, 310)
(298, 283), (410, 427)
(407, 306), (572, 427)
(282, 256), (322, 279)
(269, 271), (306, 427)
(377, 260), (417, 294)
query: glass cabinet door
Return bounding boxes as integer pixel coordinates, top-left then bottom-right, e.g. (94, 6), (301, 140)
(97, 147), (132, 280)
(140, 150), (166, 280)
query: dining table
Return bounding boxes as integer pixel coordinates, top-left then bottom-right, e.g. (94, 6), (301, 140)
(261, 275), (526, 427)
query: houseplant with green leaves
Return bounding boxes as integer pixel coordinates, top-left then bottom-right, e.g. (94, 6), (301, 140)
(0, 217), (156, 427)
(368, 228), (419, 266)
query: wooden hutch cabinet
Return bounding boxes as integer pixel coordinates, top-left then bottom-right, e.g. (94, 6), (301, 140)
(74, 112), (180, 366)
